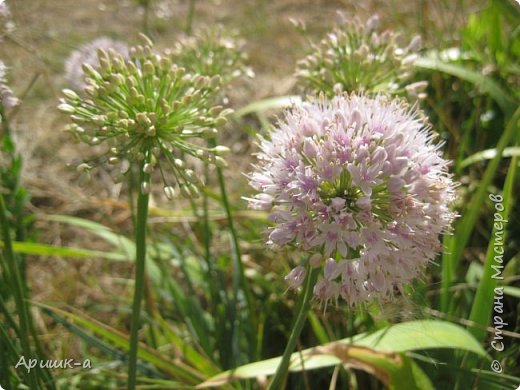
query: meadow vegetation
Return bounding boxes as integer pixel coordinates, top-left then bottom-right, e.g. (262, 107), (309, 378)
(0, 0), (519, 389)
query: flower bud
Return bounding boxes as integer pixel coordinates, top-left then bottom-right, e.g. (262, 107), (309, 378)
(214, 156), (228, 168)
(141, 181), (150, 194)
(62, 89), (79, 100)
(143, 60), (155, 76)
(164, 186), (175, 200)
(77, 163), (91, 172)
(212, 145), (230, 155)
(285, 266), (306, 289)
(214, 116), (228, 127)
(146, 126), (156, 137)
(143, 163), (154, 173)
(58, 103), (76, 114)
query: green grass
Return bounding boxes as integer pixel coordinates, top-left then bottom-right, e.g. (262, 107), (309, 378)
(0, 0), (519, 388)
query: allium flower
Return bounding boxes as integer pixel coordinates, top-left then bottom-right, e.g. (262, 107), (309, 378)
(59, 34), (230, 198)
(167, 25), (254, 83)
(0, 60), (19, 108)
(295, 14), (427, 99)
(248, 94), (456, 307)
(64, 37), (129, 90)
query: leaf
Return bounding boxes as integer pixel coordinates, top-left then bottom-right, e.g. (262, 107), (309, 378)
(38, 303), (205, 385)
(45, 214), (165, 281)
(460, 146), (520, 168)
(198, 320), (487, 387)
(45, 214), (135, 257)
(0, 240), (127, 261)
(313, 344), (435, 390)
(234, 96), (302, 118)
(468, 151), (517, 341)
(503, 286), (520, 299)
(441, 108), (520, 312)
(348, 320), (487, 356)
(415, 57), (516, 115)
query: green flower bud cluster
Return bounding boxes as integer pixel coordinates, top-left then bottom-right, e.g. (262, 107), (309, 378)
(59, 34), (231, 199)
(167, 25), (254, 84)
(295, 14), (426, 99)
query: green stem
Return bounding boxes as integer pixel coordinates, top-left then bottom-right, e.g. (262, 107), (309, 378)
(185, 0), (196, 35)
(141, 0), (150, 36)
(217, 163), (257, 358)
(441, 107), (520, 312)
(0, 195), (39, 389)
(268, 266), (319, 390)
(127, 165), (150, 390)
(210, 137), (257, 363)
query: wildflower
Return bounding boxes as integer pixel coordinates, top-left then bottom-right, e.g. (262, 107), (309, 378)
(64, 37), (129, 90)
(295, 13), (426, 99)
(0, 60), (19, 108)
(167, 25), (254, 83)
(248, 93), (456, 307)
(59, 34), (230, 197)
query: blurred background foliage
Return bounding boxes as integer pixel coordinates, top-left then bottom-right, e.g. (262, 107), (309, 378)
(0, 0), (519, 388)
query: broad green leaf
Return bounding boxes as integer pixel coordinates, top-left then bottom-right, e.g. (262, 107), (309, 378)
(348, 320), (487, 356)
(310, 345), (434, 390)
(198, 320), (487, 387)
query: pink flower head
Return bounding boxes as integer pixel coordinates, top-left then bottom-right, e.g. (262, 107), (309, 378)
(248, 94), (456, 307)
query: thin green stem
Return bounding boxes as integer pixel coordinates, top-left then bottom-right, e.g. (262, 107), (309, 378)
(141, 0), (151, 36)
(209, 137), (257, 363)
(268, 265), (319, 390)
(127, 164), (150, 390)
(0, 195), (39, 389)
(216, 162), (257, 359)
(185, 0), (196, 35)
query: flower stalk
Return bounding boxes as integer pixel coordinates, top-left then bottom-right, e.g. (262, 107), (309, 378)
(60, 35), (232, 388)
(127, 163), (150, 390)
(268, 265), (319, 390)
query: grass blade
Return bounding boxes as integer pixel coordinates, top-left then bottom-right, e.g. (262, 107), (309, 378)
(38, 303), (205, 385)
(468, 153), (517, 341)
(440, 108), (520, 312)
(415, 57), (516, 115)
